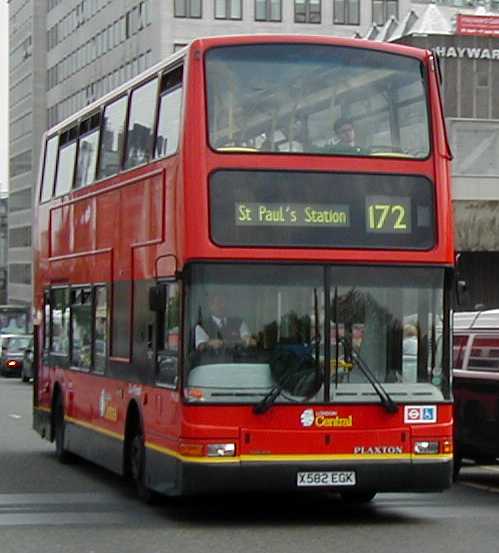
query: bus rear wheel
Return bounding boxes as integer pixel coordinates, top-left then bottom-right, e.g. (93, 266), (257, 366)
(128, 429), (155, 503)
(53, 395), (74, 464)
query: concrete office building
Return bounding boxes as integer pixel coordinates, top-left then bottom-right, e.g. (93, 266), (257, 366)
(367, 2), (499, 309)
(8, 0), (47, 306)
(0, 195), (8, 304)
(7, 0), (499, 307)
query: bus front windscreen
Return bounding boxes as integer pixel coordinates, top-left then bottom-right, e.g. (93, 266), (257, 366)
(184, 263), (449, 405)
(206, 44), (430, 158)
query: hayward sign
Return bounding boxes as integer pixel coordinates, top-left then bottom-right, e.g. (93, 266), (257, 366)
(433, 45), (499, 61)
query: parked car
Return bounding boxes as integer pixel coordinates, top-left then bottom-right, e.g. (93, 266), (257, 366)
(453, 309), (499, 477)
(0, 334), (32, 378)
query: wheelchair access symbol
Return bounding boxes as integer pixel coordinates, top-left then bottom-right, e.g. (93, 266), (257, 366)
(404, 405), (437, 424)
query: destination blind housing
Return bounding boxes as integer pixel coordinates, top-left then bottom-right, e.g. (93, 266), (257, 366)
(210, 170), (435, 249)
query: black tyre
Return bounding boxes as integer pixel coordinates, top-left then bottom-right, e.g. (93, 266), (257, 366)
(128, 428), (155, 503)
(453, 453), (462, 482)
(340, 490), (376, 504)
(53, 395), (75, 464)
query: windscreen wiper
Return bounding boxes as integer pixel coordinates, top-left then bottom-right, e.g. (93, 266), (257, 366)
(339, 337), (398, 414)
(253, 384), (283, 415)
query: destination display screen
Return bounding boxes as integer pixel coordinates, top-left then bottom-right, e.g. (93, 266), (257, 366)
(210, 170), (435, 249)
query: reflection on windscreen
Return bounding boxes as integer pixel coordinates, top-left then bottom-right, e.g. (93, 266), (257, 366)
(4, 337), (30, 353)
(206, 44), (429, 158)
(185, 264), (448, 404)
(0, 312), (28, 335)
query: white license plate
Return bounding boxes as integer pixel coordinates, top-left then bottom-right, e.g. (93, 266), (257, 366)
(297, 471), (356, 487)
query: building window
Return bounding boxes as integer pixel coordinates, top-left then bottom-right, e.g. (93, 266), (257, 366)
(450, 120), (499, 177)
(334, 0), (359, 25)
(9, 150), (32, 179)
(174, 0), (202, 17)
(372, 0), (398, 25)
(8, 188), (31, 213)
(215, 0), (242, 19)
(9, 264), (32, 286)
(9, 227), (32, 248)
(295, 0), (321, 23)
(255, 0), (281, 20)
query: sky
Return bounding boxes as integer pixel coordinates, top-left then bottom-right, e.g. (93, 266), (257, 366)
(0, 1), (8, 193)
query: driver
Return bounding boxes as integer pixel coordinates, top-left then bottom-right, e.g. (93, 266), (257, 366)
(195, 293), (255, 351)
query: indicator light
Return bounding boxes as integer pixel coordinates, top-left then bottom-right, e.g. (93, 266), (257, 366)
(178, 441), (236, 457)
(178, 441), (205, 457)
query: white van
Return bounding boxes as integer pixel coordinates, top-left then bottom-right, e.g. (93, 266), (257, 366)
(453, 309), (499, 475)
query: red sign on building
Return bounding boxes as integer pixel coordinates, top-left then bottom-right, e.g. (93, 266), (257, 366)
(457, 14), (499, 37)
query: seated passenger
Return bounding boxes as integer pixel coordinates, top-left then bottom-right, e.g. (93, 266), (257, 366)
(195, 293), (255, 352)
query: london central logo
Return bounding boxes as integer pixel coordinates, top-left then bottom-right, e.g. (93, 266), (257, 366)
(300, 409), (353, 428)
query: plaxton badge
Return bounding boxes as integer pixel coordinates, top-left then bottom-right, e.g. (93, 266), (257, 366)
(353, 446), (403, 454)
(300, 409), (353, 428)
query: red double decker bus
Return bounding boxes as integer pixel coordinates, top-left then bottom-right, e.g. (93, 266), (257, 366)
(33, 35), (454, 502)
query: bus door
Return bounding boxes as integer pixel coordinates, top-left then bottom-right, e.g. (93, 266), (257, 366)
(149, 281), (181, 446)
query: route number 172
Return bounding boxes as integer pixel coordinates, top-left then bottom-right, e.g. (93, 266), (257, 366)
(366, 200), (410, 233)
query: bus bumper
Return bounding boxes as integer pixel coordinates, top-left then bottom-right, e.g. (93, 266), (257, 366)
(176, 458), (453, 496)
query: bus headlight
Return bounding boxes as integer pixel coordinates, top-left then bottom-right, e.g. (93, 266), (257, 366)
(413, 441), (439, 454)
(206, 443), (236, 457)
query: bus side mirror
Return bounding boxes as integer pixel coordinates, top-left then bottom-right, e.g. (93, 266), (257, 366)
(149, 285), (166, 312)
(454, 253), (467, 307)
(456, 279), (467, 307)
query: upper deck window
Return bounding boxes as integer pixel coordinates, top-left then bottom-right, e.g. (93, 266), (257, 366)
(98, 96), (127, 179)
(54, 126), (78, 197)
(154, 67), (183, 159)
(40, 135), (59, 203)
(206, 44), (430, 158)
(124, 78), (158, 170)
(75, 113), (100, 189)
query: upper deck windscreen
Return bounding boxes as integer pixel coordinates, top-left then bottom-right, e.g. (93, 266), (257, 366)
(206, 44), (430, 158)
